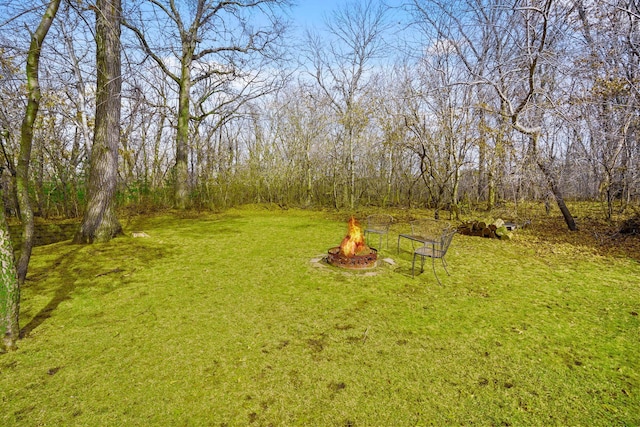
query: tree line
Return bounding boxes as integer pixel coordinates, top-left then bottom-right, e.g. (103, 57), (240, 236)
(1, 0), (639, 348)
(2, 0), (638, 220)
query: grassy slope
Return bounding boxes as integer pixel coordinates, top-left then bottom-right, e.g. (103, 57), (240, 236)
(1, 207), (639, 426)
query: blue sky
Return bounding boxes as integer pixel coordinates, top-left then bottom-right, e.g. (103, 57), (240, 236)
(289, 0), (352, 28)
(287, 1), (408, 34)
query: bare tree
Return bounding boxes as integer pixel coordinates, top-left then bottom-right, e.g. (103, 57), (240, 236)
(251, 81), (330, 207)
(74, 0), (123, 243)
(571, 0), (640, 217)
(0, 51), (22, 217)
(16, 0), (61, 277)
(409, 0), (578, 229)
(306, 0), (391, 209)
(123, 0), (291, 209)
(0, 0), (61, 351)
(400, 38), (474, 218)
(497, 1), (577, 230)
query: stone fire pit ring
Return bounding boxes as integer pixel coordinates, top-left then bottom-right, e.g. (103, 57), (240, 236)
(326, 246), (378, 269)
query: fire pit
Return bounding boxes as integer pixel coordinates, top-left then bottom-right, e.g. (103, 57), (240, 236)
(327, 246), (378, 269)
(327, 216), (378, 269)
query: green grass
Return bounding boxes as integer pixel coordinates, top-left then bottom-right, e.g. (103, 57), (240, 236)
(1, 207), (639, 426)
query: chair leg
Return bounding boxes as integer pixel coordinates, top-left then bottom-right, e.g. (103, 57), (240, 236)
(441, 257), (450, 276)
(411, 253), (416, 278)
(432, 257), (442, 286)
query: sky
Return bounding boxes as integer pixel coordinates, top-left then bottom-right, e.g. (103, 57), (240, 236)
(286, 1), (410, 39)
(289, 0), (347, 28)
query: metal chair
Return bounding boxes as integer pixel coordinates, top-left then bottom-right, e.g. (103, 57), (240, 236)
(364, 214), (393, 249)
(412, 227), (457, 284)
(397, 218), (448, 253)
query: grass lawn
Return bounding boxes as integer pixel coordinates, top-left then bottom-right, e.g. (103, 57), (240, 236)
(1, 206), (639, 426)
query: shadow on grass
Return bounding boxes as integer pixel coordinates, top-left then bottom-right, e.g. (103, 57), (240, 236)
(20, 237), (169, 339)
(20, 246), (83, 338)
(19, 286), (75, 338)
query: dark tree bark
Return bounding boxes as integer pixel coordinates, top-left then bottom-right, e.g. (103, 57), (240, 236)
(74, 0), (122, 243)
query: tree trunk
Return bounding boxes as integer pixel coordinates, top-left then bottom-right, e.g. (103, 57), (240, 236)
(348, 128), (355, 210)
(15, 0), (61, 284)
(174, 53), (193, 210)
(74, 0), (122, 243)
(0, 188), (20, 351)
(152, 113), (166, 190)
(451, 167), (460, 220)
(477, 110), (487, 204)
(487, 169), (496, 210)
(384, 146), (393, 208)
(305, 140), (312, 207)
(537, 158), (577, 231)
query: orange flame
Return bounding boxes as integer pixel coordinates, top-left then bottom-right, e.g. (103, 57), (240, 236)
(339, 216), (367, 257)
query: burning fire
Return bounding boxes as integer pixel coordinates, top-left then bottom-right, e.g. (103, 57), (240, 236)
(327, 216), (377, 269)
(339, 216), (367, 257)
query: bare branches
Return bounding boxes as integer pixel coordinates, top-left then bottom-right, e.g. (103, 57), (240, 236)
(121, 19), (180, 83)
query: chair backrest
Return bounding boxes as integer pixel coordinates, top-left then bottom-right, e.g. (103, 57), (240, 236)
(437, 227), (457, 256)
(410, 218), (448, 240)
(366, 214), (393, 231)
